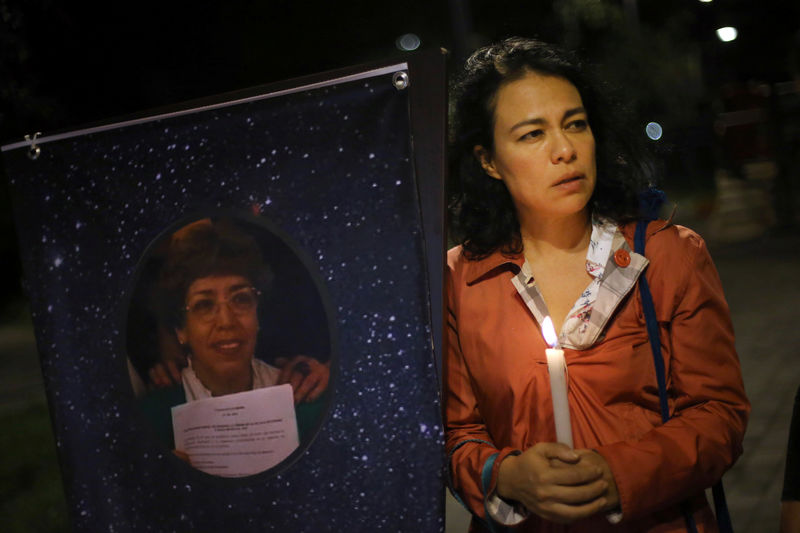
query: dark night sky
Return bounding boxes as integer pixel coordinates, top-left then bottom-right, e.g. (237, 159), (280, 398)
(2, 0), (799, 142)
(2, 0), (798, 143)
(0, 0), (450, 143)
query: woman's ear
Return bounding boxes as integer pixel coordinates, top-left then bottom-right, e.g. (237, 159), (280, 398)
(473, 146), (502, 180)
(175, 328), (187, 346)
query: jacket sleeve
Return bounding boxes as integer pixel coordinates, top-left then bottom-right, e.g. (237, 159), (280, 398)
(596, 227), (750, 520)
(444, 261), (524, 525)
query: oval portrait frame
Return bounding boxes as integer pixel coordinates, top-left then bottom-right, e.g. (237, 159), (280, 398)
(124, 208), (337, 481)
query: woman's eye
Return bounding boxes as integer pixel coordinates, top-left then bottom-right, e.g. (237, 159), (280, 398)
(231, 291), (256, 308)
(519, 130), (543, 141)
(190, 299), (215, 314)
(566, 119), (588, 131)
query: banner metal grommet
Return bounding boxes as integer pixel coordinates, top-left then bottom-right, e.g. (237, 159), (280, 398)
(25, 132), (42, 160)
(392, 71), (410, 91)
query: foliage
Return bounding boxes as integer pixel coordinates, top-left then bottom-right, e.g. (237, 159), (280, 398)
(0, 403), (70, 533)
(0, 0), (61, 143)
(557, 0), (705, 131)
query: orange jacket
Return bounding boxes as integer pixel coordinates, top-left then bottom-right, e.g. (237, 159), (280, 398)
(445, 221), (750, 532)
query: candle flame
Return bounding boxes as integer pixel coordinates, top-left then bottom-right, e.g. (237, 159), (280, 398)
(542, 316), (559, 348)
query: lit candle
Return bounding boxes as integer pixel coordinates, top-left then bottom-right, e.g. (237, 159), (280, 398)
(542, 316), (573, 448)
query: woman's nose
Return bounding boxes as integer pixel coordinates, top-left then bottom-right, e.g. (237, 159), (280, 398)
(550, 133), (577, 163)
(214, 301), (238, 325)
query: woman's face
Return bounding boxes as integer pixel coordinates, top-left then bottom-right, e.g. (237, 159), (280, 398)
(475, 71), (596, 223)
(176, 274), (259, 387)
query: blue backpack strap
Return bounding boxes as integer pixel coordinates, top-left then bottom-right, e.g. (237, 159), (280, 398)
(635, 219), (733, 533)
(713, 480), (734, 533)
(634, 220), (671, 424)
(635, 220), (698, 533)
(639, 187), (666, 221)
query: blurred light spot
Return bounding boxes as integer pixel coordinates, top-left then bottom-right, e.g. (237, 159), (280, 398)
(716, 27), (738, 42)
(699, 0), (712, 3)
(396, 33), (421, 51)
(645, 122), (663, 141)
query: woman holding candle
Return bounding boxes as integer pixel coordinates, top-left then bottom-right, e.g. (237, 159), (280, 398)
(446, 37), (749, 532)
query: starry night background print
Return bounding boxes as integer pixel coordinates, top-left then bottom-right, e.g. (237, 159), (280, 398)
(2, 65), (444, 532)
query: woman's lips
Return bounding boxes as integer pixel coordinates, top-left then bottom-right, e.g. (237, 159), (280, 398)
(553, 172), (583, 186)
(212, 339), (243, 354)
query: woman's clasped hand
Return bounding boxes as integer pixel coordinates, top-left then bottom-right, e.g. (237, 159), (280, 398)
(496, 444), (618, 524)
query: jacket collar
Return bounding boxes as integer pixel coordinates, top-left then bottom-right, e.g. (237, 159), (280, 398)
(463, 248), (524, 286)
(462, 217), (673, 287)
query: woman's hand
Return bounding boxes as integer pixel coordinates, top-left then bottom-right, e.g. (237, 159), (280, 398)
(573, 449), (620, 511)
(148, 325), (189, 388)
(148, 358), (185, 388)
(496, 442), (609, 524)
(172, 449), (191, 464)
(275, 355), (330, 404)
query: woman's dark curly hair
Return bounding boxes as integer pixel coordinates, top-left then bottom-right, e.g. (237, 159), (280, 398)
(449, 37), (656, 259)
(155, 218), (274, 330)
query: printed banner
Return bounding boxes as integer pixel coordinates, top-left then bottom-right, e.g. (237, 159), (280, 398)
(2, 56), (445, 532)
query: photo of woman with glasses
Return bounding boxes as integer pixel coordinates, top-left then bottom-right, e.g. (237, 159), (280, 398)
(134, 216), (331, 463)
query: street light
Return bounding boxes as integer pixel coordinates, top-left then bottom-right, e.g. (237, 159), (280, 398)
(716, 27), (738, 42)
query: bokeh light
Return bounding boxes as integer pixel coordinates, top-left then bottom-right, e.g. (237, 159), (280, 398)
(395, 33), (421, 51)
(645, 121), (663, 141)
